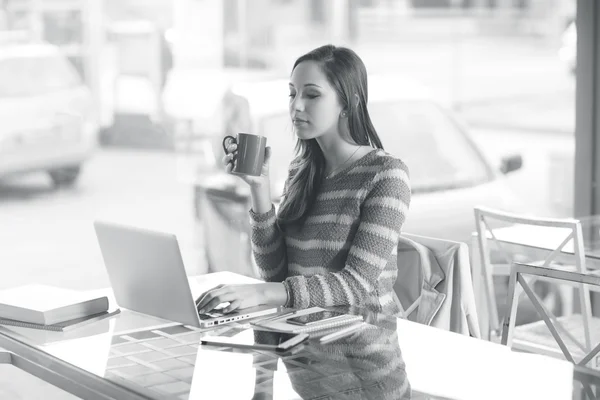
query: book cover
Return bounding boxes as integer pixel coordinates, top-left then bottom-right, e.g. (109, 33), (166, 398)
(0, 284), (109, 325)
(0, 308), (121, 332)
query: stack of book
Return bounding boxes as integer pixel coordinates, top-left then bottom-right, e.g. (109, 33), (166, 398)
(0, 284), (120, 332)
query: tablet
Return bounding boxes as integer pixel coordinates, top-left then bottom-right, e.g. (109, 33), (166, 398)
(200, 327), (309, 353)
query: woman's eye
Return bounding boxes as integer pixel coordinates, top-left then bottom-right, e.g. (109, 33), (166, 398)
(306, 94), (320, 99)
(288, 93), (296, 98)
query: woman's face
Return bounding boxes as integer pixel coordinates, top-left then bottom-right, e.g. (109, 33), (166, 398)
(289, 61), (344, 140)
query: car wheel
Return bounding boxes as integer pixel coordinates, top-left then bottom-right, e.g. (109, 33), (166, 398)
(48, 166), (81, 188)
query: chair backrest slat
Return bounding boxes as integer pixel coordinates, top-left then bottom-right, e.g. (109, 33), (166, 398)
(542, 231), (574, 268)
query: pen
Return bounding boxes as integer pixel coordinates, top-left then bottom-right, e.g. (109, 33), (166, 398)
(318, 322), (366, 344)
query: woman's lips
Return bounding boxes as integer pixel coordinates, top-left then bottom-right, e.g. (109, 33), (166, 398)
(293, 119), (308, 126)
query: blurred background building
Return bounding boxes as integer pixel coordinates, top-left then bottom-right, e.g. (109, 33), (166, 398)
(0, 0), (576, 149)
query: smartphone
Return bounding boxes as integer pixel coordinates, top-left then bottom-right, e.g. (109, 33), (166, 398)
(200, 329), (309, 353)
(286, 310), (347, 326)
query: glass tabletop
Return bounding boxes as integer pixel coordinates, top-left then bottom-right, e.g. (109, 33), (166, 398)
(0, 298), (593, 400)
(0, 308), (413, 400)
(0, 308), (594, 400)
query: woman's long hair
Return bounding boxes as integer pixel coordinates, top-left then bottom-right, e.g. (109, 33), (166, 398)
(277, 45), (384, 228)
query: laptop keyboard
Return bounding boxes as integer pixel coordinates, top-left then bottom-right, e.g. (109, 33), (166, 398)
(103, 323), (245, 399)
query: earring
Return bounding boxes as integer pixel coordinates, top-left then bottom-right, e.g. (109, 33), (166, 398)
(341, 111), (347, 118)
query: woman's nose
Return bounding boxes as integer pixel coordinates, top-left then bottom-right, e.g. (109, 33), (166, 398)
(291, 96), (304, 112)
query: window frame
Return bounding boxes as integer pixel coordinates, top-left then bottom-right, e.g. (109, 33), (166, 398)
(574, 0), (600, 218)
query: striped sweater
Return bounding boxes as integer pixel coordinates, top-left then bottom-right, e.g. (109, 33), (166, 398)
(249, 149), (411, 315)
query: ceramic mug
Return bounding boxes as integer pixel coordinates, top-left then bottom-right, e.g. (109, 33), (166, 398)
(222, 133), (267, 177)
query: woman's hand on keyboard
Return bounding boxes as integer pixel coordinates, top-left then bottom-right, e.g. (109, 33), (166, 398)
(195, 283), (287, 314)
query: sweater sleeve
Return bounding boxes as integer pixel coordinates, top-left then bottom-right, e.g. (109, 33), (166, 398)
(249, 160), (302, 283)
(282, 159), (411, 309)
(249, 205), (288, 282)
(249, 162), (303, 282)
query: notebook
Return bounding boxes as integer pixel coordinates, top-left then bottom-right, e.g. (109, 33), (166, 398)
(0, 308), (121, 332)
(0, 284), (110, 325)
(251, 307), (363, 333)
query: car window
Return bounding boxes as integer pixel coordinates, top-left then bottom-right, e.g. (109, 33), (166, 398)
(0, 54), (82, 97)
(369, 100), (493, 192)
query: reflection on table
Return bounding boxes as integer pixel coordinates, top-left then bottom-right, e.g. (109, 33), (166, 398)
(195, 319), (410, 400)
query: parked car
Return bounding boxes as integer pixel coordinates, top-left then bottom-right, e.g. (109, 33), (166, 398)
(189, 75), (524, 278)
(0, 41), (98, 186)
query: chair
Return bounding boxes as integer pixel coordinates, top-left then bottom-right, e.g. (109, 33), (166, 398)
(473, 206), (600, 365)
(394, 233), (480, 338)
(473, 206), (577, 338)
(501, 261), (600, 369)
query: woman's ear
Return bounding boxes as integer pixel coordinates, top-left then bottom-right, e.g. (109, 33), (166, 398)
(338, 109), (351, 138)
(354, 93), (360, 108)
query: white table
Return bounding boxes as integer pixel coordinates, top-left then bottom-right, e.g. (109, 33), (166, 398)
(0, 272), (583, 400)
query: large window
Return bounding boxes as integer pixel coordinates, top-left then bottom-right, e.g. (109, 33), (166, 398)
(0, 0), (578, 291)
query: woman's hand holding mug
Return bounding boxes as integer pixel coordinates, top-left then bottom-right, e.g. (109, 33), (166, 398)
(222, 133), (271, 188)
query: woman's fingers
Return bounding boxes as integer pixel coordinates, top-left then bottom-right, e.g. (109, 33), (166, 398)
(222, 150), (238, 174)
(196, 289), (219, 310)
(196, 290), (218, 312)
(195, 284), (226, 308)
(260, 146), (271, 176)
(197, 287), (238, 313)
(222, 152), (235, 164)
(200, 292), (238, 314)
(222, 300), (241, 314)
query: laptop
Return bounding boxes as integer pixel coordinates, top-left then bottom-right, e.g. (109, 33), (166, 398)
(93, 221), (277, 328)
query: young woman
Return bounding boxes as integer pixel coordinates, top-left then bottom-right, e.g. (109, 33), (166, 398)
(196, 44), (411, 316)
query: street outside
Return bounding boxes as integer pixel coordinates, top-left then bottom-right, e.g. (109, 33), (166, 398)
(0, 36), (576, 292)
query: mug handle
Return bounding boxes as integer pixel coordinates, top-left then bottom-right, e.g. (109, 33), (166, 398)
(222, 135), (236, 154)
